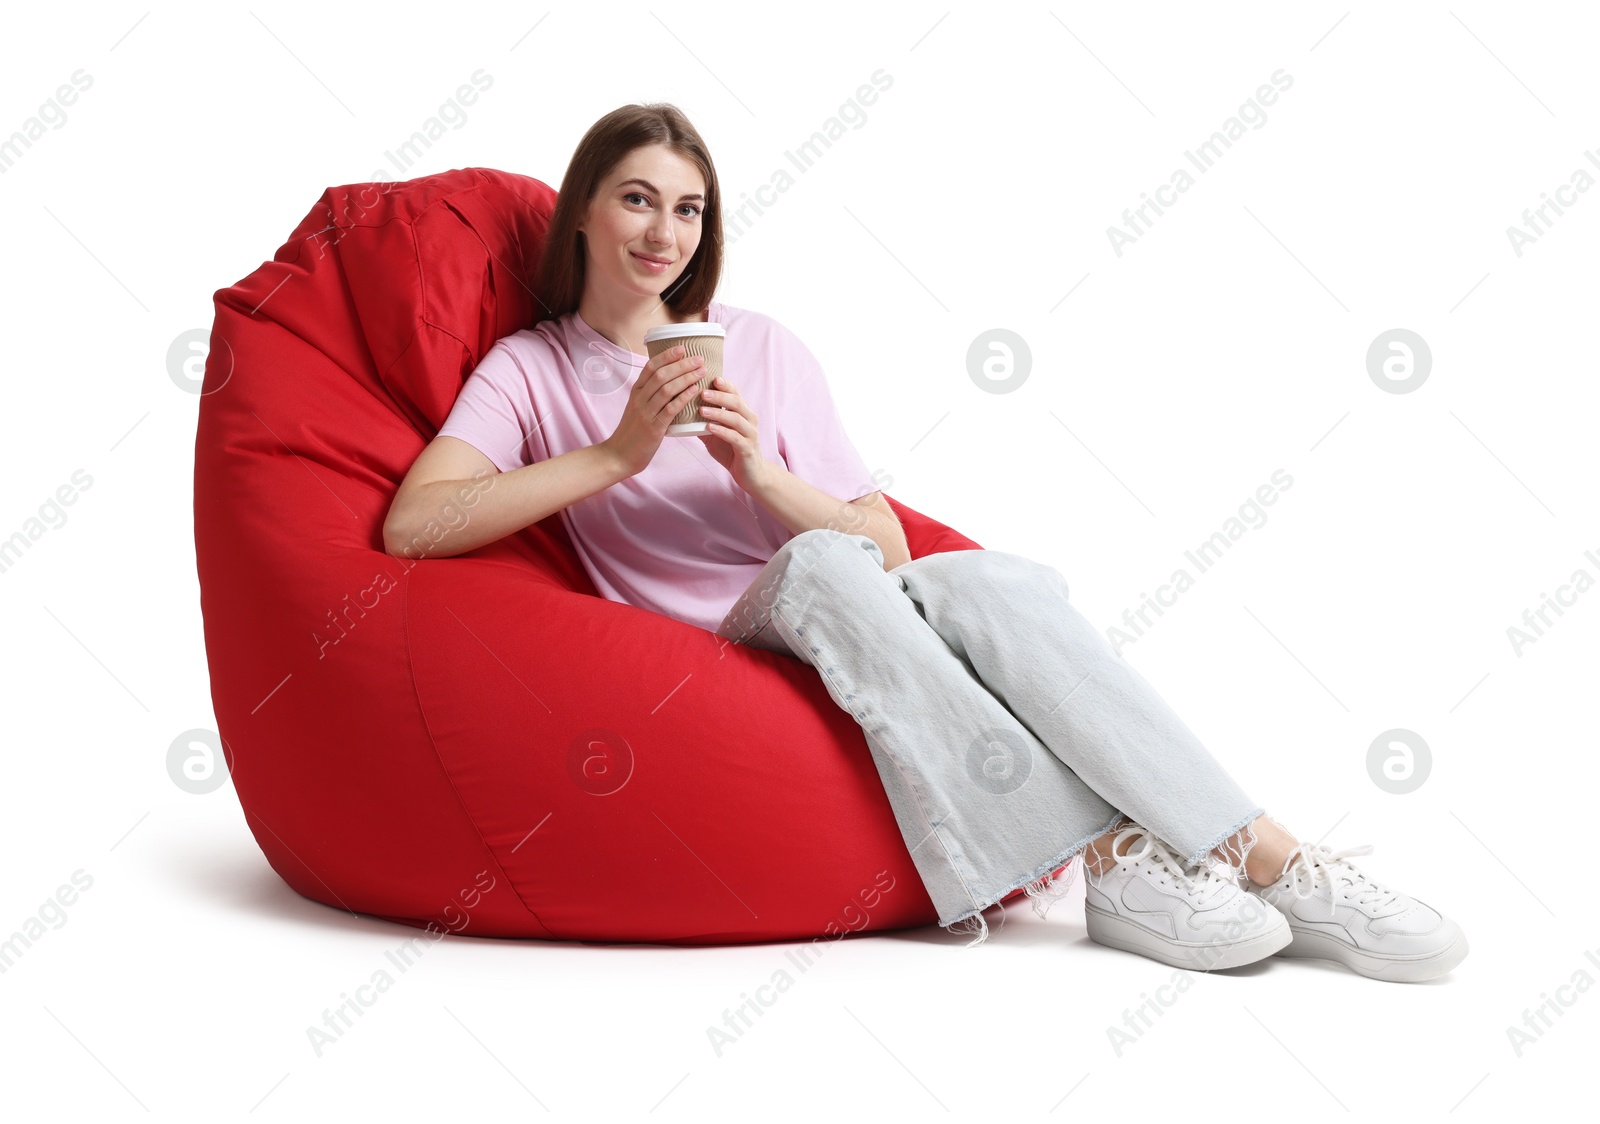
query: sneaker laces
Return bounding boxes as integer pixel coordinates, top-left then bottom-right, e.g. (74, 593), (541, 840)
(1106, 826), (1232, 907)
(1279, 841), (1401, 916)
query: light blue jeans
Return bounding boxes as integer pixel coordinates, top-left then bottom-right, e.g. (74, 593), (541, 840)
(715, 528), (1265, 946)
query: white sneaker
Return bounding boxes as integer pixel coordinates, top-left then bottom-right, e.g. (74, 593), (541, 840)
(1084, 825), (1292, 971)
(1247, 840), (1469, 982)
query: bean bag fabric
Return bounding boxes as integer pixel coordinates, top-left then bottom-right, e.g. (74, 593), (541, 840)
(194, 166), (1056, 943)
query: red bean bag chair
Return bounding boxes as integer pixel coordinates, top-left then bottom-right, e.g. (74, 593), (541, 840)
(194, 166), (1055, 944)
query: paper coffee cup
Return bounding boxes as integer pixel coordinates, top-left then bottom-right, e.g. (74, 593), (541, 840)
(643, 321), (725, 436)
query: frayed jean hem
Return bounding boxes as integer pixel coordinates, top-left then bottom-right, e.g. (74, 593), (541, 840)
(938, 808), (1128, 948)
(1182, 805), (1266, 871)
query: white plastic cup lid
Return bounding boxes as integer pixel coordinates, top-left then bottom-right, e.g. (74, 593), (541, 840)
(643, 321), (725, 343)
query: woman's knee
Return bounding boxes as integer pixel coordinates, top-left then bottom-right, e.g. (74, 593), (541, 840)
(936, 549), (1070, 602)
(1004, 552), (1069, 600)
(784, 527), (885, 582)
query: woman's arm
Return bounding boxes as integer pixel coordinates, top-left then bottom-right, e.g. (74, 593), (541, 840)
(383, 435), (630, 559)
(748, 466), (911, 570)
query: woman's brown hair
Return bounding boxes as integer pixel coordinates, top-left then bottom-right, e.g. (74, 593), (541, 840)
(534, 103), (723, 325)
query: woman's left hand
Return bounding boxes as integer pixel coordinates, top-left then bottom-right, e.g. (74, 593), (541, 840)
(697, 376), (771, 493)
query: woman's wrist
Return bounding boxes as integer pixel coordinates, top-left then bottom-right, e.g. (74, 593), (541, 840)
(743, 456), (783, 500)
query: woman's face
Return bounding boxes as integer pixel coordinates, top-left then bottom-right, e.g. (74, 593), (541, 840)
(578, 144), (706, 303)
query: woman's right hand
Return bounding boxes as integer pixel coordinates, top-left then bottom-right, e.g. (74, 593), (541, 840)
(602, 344), (710, 477)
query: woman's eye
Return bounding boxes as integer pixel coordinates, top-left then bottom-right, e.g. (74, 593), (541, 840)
(625, 192), (699, 217)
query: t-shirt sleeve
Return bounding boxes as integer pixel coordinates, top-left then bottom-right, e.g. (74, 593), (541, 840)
(435, 338), (534, 473)
(775, 325), (881, 503)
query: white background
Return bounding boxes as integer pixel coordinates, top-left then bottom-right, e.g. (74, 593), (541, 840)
(2, 1), (1595, 1119)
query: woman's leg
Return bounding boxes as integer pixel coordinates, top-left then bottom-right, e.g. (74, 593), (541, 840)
(1083, 813), (1299, 882)
(1078, 808), (1303, 881)
(716, 528), (1126, 946)
(889, 545), (1272, 877)
(880, 541), (1467, 980)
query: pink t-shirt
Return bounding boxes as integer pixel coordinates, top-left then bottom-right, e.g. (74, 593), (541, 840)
(435, 300), (881, 632)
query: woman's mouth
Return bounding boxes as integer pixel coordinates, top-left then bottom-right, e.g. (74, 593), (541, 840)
(631, 252), (672, 273)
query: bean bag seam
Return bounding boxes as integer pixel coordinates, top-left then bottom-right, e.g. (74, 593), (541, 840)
(217, 170), (498, 378)
(411, 195), (475, 361)
(303, 167), (499, 240)
(398, 560), (560, 940)
(390, 178), (511, 389)
(350, 177), (484, 388)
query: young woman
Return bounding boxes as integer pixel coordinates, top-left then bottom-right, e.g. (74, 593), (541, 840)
(385, 104), (1467, 981)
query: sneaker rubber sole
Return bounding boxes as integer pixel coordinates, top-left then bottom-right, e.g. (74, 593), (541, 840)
(1272, 924), (1469, 982)
(1085, 902), (1293, 971)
